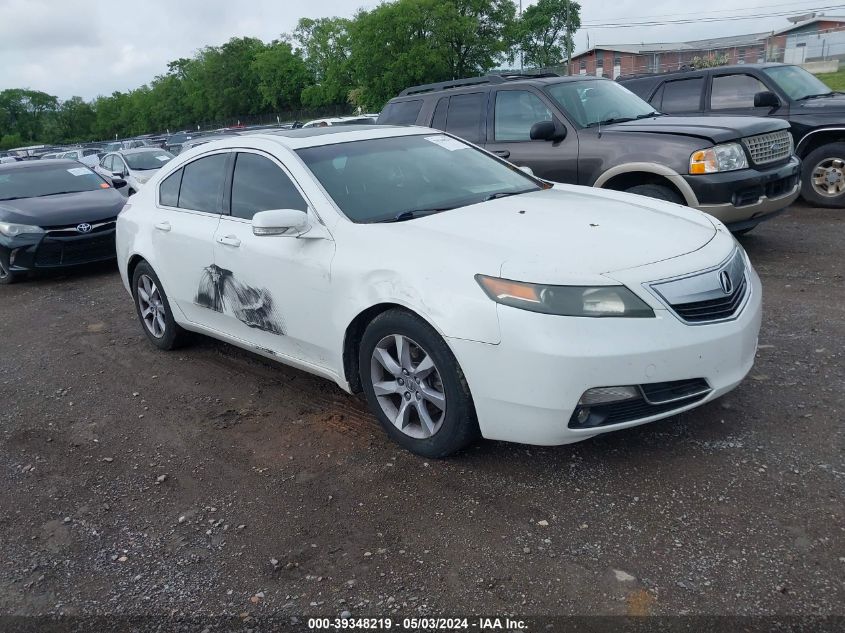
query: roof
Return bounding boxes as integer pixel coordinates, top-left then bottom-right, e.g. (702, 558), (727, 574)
(772, 16), (845, 35)
(114, 147), (171, 156)
(0, 159), (80, 171)
(572, 32), (769, 59)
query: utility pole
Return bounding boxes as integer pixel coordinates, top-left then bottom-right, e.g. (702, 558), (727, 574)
(519, 0), (523, 71)
(565, 0), (574, 75)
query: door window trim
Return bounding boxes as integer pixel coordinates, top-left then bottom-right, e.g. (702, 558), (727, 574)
(486, 86), (570, 144)
(155, 148), (232, 218)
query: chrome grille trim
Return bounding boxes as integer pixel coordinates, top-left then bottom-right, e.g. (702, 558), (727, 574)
(648, 249), (750, 325)
(742, 130), (792, 165)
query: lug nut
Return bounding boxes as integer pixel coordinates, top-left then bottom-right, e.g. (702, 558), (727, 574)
(398, 378), (404, 386)
(404, 392), (411, 400)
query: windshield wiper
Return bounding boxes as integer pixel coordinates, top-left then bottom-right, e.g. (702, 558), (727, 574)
(796, 92), (834, 101)
(373, 207), (456, 223)
(0, 196), (25, 201)
(635, 111), (661, 119)
(483, 188), (536, 202)
(586, 117), (635, 127)
(35, 191), (84, 197)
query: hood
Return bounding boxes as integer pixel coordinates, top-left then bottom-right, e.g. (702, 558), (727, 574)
(606, 115), (788, 143)
(0, 188), (126, 227)
(793, 92), (845, 114)
(402, 185), (717, 285)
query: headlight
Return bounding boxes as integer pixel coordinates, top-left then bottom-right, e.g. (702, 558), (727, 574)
(475, 275), (654, 318)
(689, 143), (748, 174)
(0, 221), (44, 238)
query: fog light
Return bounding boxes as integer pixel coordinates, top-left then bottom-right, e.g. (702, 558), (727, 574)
(576, 407), (591, 424)
(578, 386), (640, 406)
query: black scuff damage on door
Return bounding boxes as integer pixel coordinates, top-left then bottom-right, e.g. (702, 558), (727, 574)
(195, 264), (285, 335)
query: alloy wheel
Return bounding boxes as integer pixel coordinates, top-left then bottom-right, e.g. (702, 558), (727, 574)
(811, 157), (845, 197)
(137, 274), (167, 338)
(370, 334), (446, 439)
(0, 259), (8, 280)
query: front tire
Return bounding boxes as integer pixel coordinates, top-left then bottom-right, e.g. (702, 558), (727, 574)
(359, 309), (479, 458)
(131, 261), (189, 350)
(0, 257), (21, 285)
(801, 143), (845, 208)
(624, 183), (685, 205)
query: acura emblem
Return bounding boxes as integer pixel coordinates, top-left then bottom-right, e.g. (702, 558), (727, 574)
(76, 223), (93, 234)
(719, 270), (733, 294)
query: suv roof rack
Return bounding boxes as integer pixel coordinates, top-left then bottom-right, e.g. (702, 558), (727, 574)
(398, 72), (561, 97)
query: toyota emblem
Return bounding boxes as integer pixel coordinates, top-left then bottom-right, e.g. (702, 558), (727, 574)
(76, 223), (93, 234)
(719, 270), (733, 294)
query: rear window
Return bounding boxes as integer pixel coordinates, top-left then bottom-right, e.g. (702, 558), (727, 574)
(175, 154), (228, 213)
(0, 165), (108, 200)
(658, 77), (704, 113)
(378, 100), (424, 125)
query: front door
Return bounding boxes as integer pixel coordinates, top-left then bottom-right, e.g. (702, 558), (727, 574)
(210, 150), (336, 368)
(484, 87), (579, 184)
(707, 72), (788, 118)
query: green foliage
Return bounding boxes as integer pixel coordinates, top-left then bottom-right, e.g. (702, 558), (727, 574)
(690, 54), (729, 69)
(817, 69), (845, 91)
(518, 0), (581, 70)
(0, 0), (575, 143)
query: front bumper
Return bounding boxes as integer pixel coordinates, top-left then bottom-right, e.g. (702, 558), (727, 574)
(682, 156), (800, 230)
(447, 265), (762, 446)
(0, 227), (116, 273)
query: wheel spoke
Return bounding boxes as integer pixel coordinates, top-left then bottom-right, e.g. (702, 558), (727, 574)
(155, 313), (166, 336)
(142, 275), (152, 297)
(141, 306), (152, 318)
(415, 401), (438, 437)
(138, 286), (150, 303)
(829, 184), (837, 195)
(419, 383), (446, 411)
(415, 353), (435, 379)
(394, 335), (412, 370)
(373, 380), (401, 396)
(373, 347), (402, 377)
(393, 398), (413, 429)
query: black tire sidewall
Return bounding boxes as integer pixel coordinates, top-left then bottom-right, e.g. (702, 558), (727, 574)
(801, 143), (845, 208)
(625, 184), (684, 205)
(359, 309), (479, 458)
(131, 261), (184, 350)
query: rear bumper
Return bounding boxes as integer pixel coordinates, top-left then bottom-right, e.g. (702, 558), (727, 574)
(683, 156), (800, 229)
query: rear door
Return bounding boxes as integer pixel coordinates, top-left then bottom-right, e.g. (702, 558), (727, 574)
(426, 91), (487, 146)
(483, 87), (579, 184)
(649, 76), (706, 114)
(210, 150), (336, 366)
(151, 151), (228, 327)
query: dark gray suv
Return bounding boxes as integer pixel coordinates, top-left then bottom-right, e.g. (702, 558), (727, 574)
(378, 73), (800, 233)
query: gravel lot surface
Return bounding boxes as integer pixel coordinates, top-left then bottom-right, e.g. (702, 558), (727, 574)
(0, 203), (843, 628)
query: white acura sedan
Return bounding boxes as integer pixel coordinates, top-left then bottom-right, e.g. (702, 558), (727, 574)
(116, 126), (762, 457)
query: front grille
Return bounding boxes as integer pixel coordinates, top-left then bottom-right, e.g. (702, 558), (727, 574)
(742, 130), (792, 165)
(671, 276), (748, 323)
(569, 379), (711, 429)
(42, 218), (116, 238)
(34, 232), (116, 267)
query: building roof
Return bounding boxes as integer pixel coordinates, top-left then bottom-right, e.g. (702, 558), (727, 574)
(572, 31), (769, 60)
(772, 16), (845, 35)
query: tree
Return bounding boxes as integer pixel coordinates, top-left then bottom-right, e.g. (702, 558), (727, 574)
(252, 41), (311, 110)
(518, 0), (581, 71)
(294, 17), (353, 107)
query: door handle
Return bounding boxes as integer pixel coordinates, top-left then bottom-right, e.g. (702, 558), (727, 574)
(216, 235), (241, 247)
(492, 150), (510, 158)
(154, 221), (171, 232)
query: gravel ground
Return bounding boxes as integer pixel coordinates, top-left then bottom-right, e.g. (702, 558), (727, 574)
(0, 203), (843, 629)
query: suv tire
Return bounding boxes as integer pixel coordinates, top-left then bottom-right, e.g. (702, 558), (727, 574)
(624, 183), (684, 205)
(359, 309), (479, 458)
(801, 143), (845, 208)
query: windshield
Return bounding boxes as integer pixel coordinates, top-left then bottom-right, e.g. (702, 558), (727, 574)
(124, 150), (174, 170)
(296, 134), (542, 223)
(546, 79), (657, 127)
(763, 65), (833, 100)
(0, 165), (109, 200)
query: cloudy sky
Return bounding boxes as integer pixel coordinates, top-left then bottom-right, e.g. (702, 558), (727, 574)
(0, 0), (836, 100)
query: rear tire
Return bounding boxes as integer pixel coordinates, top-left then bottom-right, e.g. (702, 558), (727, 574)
(800, 142), (845, 208)
(625, 183), (685, 205)
(359, 309), (479, 458)
(131, 261), (189, 350)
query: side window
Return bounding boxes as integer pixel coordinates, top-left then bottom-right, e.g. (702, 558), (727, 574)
(494, 90), (553, 141)
(159, 168), (183, 207)
(430, 97), (448, 130)
(177, 153), (228, 213)
(660, 77), (704, 113)
(230, 152), (307, 220)
(710, 74), (768, 109)
(444, 92), (485, 144)
(103, 155), (114, 171)
(114, 157), (126, 173)
(379, 99), (424, 125)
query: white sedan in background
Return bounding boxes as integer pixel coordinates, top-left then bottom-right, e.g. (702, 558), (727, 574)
(96, 148), (174, 195)
(116, 126), (761, 457)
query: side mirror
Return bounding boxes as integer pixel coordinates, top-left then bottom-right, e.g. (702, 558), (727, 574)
(111, 177), (128, 189)
(530, 120), (567, 142)
(253, 208), (310, 236)
(754, 91), (780, 108)
(518, 165), (534, 176)
(112, 170), (126, 179)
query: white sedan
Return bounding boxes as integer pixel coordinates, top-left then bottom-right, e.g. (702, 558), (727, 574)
(96, 148), (174, 195)
(116, 126), (762, 457)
